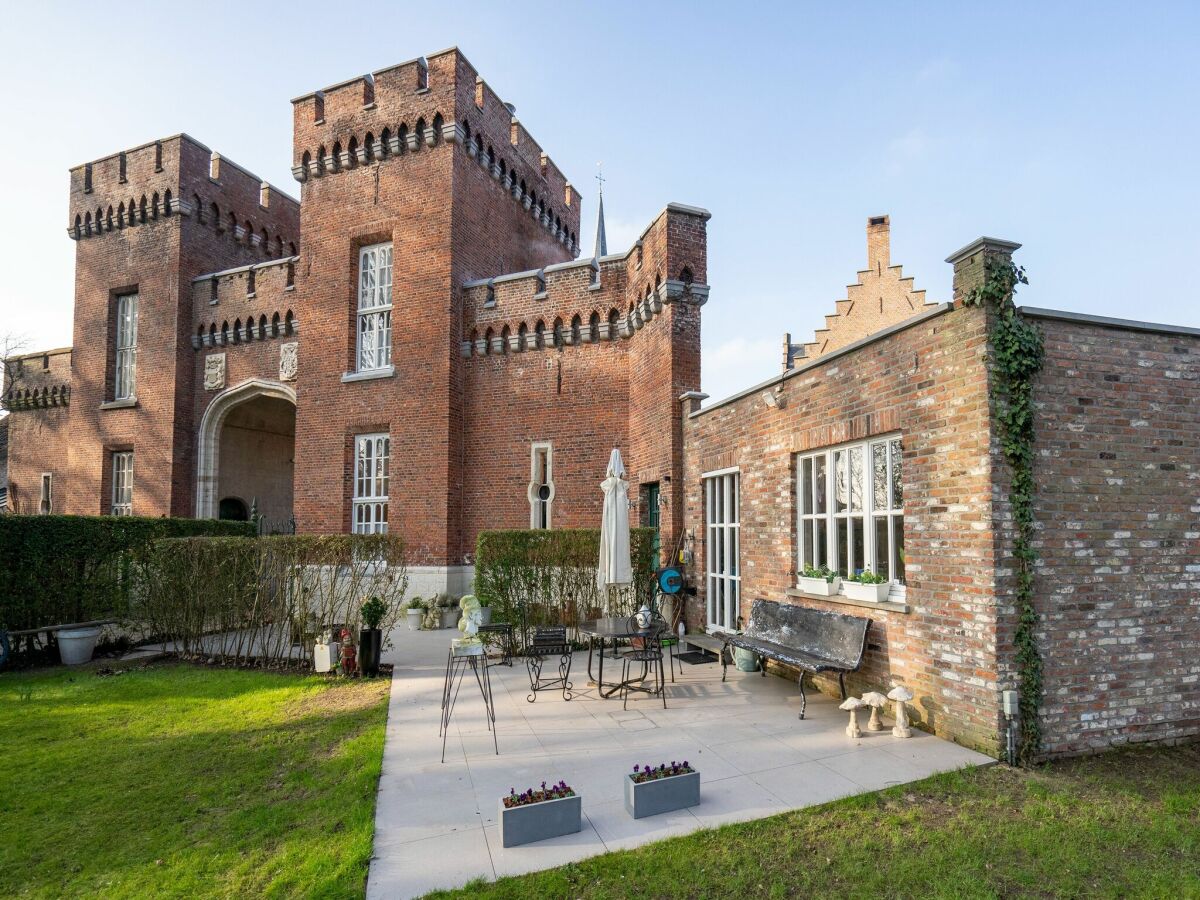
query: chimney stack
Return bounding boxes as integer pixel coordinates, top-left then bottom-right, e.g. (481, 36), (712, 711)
(867, 215), (890, 274)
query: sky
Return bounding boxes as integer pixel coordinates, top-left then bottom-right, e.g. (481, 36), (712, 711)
(1, 1), (1198, 405)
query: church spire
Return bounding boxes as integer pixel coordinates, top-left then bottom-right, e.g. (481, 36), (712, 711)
(593, 164), (607, 259)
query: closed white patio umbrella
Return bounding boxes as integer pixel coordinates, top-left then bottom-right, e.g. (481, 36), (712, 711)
(597, 448), (633, 600)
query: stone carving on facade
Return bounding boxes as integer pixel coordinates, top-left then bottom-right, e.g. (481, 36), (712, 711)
(204, 353), (226, 391)
(280, 342), (298, 382)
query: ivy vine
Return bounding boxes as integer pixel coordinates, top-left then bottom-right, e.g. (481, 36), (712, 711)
(963, 256), (1044, 764)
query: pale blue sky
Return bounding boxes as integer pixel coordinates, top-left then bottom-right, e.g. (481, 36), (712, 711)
(2, 1), (1197, 403)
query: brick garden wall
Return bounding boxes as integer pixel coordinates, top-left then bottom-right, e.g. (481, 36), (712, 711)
(683, 302), (1005, 753)
(1025, 312), (1200, 755)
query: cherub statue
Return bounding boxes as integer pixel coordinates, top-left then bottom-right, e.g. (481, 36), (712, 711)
(453, 594), (483, 649)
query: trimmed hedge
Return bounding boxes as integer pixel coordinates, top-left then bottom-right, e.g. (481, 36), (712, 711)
(0, 515), (254, 633)
(475, 527), (657, 631)
(133, 534), (408, 667)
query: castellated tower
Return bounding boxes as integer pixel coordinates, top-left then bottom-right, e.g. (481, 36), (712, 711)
(290, 48), (709, 582)
(61, 136), (299, 516)
(9, 48), (708, 584)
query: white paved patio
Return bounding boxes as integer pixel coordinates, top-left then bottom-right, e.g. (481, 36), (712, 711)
(370, 626), (992, 899)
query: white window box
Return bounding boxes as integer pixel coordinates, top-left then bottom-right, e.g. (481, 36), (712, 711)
(842, 581), (891, 603)
(797, 575), (841, 596)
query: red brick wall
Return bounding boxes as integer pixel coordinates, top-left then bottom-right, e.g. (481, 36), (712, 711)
(2, 349), (72, 514)
(1025, 313), (1200, 755)
(59, 134), (298, 518)
(683, 303), (1004, 753)
(458, 206), (707, 562)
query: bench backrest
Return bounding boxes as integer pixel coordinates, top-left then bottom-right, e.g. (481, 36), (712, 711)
(746, 599), (869, 669)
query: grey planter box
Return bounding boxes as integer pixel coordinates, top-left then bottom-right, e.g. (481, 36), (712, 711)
(624, 771), (700, 819)
(498, 794), (581, 847)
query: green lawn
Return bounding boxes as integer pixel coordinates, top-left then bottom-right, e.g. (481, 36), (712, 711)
(0, 660), (390, 899)
(433, 744), (1200, 900)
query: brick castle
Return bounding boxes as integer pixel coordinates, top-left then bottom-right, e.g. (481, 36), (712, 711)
(4, 48), (1197, 759)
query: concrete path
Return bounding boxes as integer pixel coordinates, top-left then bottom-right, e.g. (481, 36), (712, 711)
(369, 626), (992, 898)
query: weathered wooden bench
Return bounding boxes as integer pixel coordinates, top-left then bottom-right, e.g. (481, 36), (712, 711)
(719, 599), (870, 718)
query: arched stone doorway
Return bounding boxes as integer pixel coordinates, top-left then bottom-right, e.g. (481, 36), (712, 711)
(196, 379), (296, 520)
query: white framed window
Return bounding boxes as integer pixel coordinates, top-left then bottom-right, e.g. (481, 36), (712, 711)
(114, 292), (138, 400)
(356, 243), (393, 372)
(40, 473), (53, 515)
(352, 433), (390, 533)
(528, 443), (554, 529)
(111, 451), (133, 516)
(797, 436), (904, 585)
(703, 468), (740, 632)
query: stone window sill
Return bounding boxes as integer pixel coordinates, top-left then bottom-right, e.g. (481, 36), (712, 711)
(100, 397), (138, 411)
(785, 587), (909, 614)
(341, 366), (394, 384)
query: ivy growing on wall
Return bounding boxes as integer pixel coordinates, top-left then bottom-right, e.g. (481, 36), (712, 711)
(963, 256), (1045, 764)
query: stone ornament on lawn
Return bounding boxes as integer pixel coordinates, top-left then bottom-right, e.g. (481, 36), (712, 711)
(840, 696), (864, 738)
(861, 691), (888, 731)
(888, 685), (915, 738)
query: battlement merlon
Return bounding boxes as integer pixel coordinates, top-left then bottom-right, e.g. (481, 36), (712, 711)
(460, 203), (711, 330)
(68, 134), (298, 213)
(289, 48), (578, 236)
(189, 256), (299, 310)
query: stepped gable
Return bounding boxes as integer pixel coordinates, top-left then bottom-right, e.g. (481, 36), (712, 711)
(790, 215), (936, 366)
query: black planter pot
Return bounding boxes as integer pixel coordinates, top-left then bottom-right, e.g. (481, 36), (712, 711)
(359, 629), (383, 677)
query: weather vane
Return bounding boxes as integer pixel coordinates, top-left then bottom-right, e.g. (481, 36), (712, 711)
(595, 162), (605, 196)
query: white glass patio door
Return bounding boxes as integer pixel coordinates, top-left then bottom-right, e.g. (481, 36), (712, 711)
(704, 469), (740, 632)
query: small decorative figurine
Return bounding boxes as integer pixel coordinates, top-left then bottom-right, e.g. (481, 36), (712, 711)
(861, 691), (888, 731)
(888, 685), (915, 738)
(339, 628), (357, 675)
(453, 594), (484, 652)
(840, 696), (865, 738)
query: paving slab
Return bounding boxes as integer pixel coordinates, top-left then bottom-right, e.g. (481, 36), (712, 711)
(367, 626), (994, 898)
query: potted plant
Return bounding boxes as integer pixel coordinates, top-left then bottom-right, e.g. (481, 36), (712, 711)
(625, 761), (699, 819)
(499, 781), (580, 847)
(843, 570), (890, 602)
(797, 564), (841, 597)
(359, 596), (387, 677)
(405, 597), (424, 631)
(731, 615), (759, 672)
(57, 625), (103, 666)
(439, 594), (459, 629)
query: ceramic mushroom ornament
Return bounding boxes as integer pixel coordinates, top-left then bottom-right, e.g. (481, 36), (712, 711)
(888, 685), (915, 738)
(840, 696), (865, 738)
(861, 691), (888, 731)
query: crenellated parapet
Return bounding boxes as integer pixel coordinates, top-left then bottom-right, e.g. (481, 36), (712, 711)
(2, 347), (73, 411)
(458, 203), (710, 358)
(291, 48), (580, 255)
(189, 257), (299, 349)
(67, 135), (300, 256)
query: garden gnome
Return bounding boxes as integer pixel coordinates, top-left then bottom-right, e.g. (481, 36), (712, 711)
(339, 628), (357, 676)
(840, 696), (864, 738)
(888, 685), (915, 738)
(861, 691), (888, 731)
